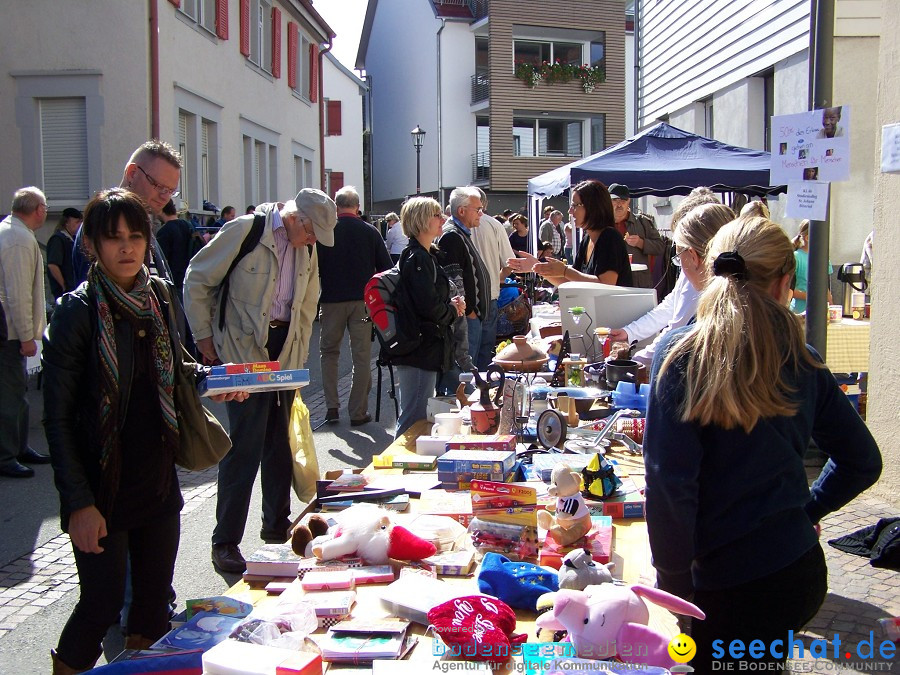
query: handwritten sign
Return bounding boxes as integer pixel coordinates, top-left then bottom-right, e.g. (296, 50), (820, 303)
(880, 123), (900, 173)
(770, 107), (850, 184)
(786, 181), (829, 220)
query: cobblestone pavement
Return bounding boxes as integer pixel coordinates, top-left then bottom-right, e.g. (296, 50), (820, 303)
(0, 369), (895, 674)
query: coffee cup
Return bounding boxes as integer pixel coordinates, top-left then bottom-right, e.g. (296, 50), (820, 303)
(432, 412), (463, 436)
(828, 305), (842, 323)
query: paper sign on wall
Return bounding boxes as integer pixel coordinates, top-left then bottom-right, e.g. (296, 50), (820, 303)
(786, 182), (829, 220)
(770, 107), (851, 185)
(880, 123), (900, 173)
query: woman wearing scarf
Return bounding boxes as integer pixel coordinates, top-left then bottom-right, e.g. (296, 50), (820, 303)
(42, 189), (241, 673)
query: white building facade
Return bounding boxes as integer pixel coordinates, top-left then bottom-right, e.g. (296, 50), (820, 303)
(322, 52), (367, 206)
(2, 0), (333, 226)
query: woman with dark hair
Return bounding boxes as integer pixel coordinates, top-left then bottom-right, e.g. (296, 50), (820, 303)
(42, 188), (244, 673)
(46, 208), (82, 300)
(644, 217), (881, 673)
(507, 180), (633, 287)
(391, 196), (464, 438)
(507, 213), (529, 252)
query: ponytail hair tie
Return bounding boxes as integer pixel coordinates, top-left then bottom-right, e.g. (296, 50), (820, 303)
(713, 251), (747, 280)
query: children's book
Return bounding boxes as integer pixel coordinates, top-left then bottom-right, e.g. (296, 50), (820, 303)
(320, 617), (411, 662)
(244, 543), (302, 576)
(184, 596), (253, 620)
(152, 611), (241, 651)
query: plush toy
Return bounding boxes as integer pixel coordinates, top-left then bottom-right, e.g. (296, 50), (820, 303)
(557, 549), (614, 590)
(537, 464), (593, 546)
(535, 584), (705, 669)
(290, 504), (436, 565)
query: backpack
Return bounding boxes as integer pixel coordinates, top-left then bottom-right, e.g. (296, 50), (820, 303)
(364, 254), (435, 357)
(217, 213), (266, 331)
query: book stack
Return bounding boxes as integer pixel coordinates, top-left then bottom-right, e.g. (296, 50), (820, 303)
(318, 617), (415, 663)
(436, 449), (517, 490)
(469, 480), (539, 561)
(200, 361), (310, 397)
(244, 544), (304, 577)
(539, 515), (614, 569)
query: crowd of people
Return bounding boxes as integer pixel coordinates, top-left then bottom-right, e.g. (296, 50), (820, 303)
(0, 146), (884, 673)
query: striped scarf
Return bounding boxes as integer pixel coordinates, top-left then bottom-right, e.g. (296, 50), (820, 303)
(90, 264), (178, 512)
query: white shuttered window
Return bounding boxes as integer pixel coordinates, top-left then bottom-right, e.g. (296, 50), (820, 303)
(40, 98), (88, 201)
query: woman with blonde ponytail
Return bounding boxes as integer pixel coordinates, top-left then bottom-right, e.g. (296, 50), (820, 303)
(644, 217), (882, 673)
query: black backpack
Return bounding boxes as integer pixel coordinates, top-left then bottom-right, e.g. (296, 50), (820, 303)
(217, 214), (266, 331)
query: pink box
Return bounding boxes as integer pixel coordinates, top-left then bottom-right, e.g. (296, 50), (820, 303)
(300, 569), (355, 591)
(446, 434), (516, 452)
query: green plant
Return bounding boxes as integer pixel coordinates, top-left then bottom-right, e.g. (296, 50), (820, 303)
(514, 60), (606, 91)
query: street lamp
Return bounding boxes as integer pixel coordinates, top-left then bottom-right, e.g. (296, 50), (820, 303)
(411, 125), (426, 195)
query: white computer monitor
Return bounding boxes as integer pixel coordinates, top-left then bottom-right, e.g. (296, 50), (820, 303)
(557, 282), (658, 358)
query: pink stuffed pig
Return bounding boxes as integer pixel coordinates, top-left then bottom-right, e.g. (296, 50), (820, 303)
(535, 583), (705, 669)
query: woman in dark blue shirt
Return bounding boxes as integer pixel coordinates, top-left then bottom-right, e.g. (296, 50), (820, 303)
(645, 217), (882, 673)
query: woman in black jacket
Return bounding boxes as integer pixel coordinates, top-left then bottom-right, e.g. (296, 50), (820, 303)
(391, 197), (464, 438)
(42, 189), (242, 673)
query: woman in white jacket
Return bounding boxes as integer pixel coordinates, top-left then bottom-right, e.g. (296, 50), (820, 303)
(610, 201), (734, 367)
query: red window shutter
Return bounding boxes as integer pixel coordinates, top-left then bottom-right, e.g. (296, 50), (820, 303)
(327, 100), (342, 136)
(271, 7), (282, 78)
(309, 42), (318, 102)
(215, 0), (228, 40)
(330, 172), (344, 197)
(168, 0), (180, 7)
(239, 0), (250, 57)
(287, 22), (298, 89)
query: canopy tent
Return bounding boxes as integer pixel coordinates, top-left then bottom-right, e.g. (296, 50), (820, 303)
(527, 122), (787, 198)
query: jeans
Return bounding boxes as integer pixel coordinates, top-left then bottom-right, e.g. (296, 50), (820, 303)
(213, 326), (294, 546)
(0, 339), (27, 465)
(475, 299), (498, 371)
(394, 365), (437, 438)
(57, 512), (180, 670)
(319, 301), (372, 419)
(690, 544), (827, 673)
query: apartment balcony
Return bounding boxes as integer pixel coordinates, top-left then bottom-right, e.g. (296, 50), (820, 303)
(472, 152), (490, 183)
(471, 71), (490, 104)
(431, 0), (488, 20)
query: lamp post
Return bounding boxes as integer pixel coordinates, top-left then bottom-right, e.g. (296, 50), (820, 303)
(411, 125), (426, 195)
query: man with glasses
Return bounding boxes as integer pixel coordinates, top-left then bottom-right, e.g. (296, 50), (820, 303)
(608, 183), (664, 290)
(0, 187), (51, 478)
(72, 140), (181, 284)
(437, 187), (491, 392)
(184, 189), (337, 574)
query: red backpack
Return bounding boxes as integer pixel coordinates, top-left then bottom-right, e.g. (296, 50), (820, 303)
(364, 256), (434, 357)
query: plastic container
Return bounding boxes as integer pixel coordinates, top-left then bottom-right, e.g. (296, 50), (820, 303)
(611, 381), (650, 413)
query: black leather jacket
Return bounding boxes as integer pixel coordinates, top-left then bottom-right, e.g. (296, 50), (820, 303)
(390, 239), (456, 372)
(41, 278), (187, 530)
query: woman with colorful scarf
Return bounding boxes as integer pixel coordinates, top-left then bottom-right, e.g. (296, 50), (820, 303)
(42, 189), (242, 674)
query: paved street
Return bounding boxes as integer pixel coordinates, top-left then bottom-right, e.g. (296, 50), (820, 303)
(0, 321), (896, 673)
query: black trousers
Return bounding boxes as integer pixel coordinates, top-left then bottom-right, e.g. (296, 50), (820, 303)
(691, 544), (828, 673)
(56, 512), (180, 669)
(213, 325), (293, 545)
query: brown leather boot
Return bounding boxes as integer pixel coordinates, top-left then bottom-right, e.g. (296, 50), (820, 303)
(50, 649), (91, 675)
(123, 634), (156, 650)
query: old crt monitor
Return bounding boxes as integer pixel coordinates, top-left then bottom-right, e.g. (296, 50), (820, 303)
(558, 282), (658, 350)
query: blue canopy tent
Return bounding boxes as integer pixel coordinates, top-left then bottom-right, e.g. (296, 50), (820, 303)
(527, 122), (786, 198)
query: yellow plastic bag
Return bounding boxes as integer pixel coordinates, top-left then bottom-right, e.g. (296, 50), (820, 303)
(289, 391), (320, 503)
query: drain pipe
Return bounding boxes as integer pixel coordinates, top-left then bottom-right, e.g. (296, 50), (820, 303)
(436, 18), (445, 204)
(319, 36), (333, 191)
(149, 0), (160, 138)
(633, 1), (640, 134)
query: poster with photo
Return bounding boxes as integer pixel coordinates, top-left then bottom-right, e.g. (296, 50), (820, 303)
(770, 107), (851, 185)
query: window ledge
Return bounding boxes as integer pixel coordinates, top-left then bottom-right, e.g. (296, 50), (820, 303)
(244, 59), (275, 83)
(175, 10), (219, 44)
(291, 89), (313, 106)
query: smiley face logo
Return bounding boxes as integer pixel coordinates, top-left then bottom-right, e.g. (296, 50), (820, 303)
(668, 633), (697, 663)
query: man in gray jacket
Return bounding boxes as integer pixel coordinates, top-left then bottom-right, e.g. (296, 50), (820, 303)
(0, 187), (51, 478)
(184, 189), (336, 573)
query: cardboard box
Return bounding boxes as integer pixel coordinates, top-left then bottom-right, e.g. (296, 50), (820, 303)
(436, 449), (516, 475)
(427, 396), (459, 422)
(446, 434), (516, 452)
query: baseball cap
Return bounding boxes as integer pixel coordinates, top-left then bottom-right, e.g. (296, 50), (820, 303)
(294, 188), (337, 246)
(608, 183), (630, 200)
(62, 207), (83, 219)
